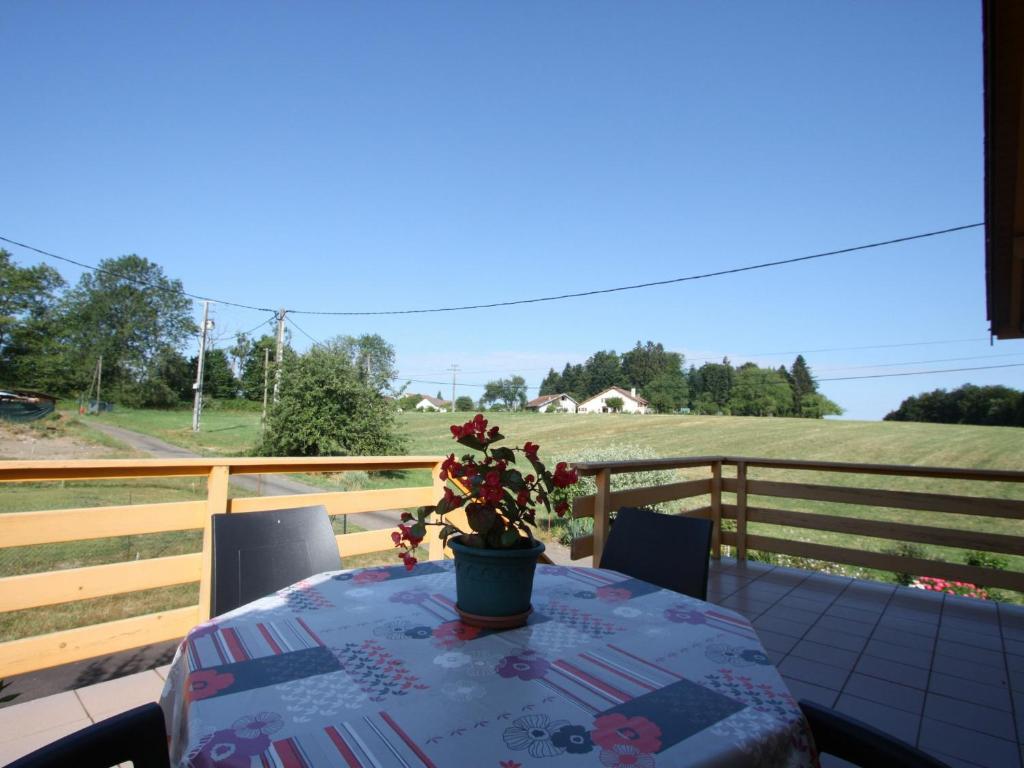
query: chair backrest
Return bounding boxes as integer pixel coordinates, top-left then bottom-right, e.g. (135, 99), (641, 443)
(799, 700), (951, 768)
(211, 505), (341, 616)
(598, 506), (713, 599)
(6, 702), (169, 768)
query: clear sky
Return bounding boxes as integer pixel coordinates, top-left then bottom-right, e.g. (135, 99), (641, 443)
(3, 1), (1022, 420)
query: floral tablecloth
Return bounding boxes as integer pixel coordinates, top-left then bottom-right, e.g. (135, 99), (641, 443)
(160, 561), (818, 768)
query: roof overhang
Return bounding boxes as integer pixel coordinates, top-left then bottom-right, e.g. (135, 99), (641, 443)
(984, 0), (1024, 339)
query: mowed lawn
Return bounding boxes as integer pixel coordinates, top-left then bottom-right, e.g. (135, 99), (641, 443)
(65, 409), (1024, 599)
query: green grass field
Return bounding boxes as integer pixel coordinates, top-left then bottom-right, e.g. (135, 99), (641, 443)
(5, 407), (1023, 642)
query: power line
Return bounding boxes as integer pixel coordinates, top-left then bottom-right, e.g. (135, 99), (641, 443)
(2, 223), (983, 318)
(0, 234), (276, 313)
(819, 363), (1024, 382)
(286, 316), (323, 347)
(817, 352), (1024, 373)
(288, 224), (983, 316)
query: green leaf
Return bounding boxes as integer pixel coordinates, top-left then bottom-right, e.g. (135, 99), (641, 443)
(410, 523), (427, 539)
(456, 434), (487, 452)
(490, 446), (516, 463)
(502, 469), (525, 491)
(500, 528), (521, 547)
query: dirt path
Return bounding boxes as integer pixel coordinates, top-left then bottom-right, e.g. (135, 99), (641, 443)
(85, 422), (398, 531)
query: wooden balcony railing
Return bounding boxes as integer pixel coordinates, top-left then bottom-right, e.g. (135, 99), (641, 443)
(0, 456), (445, 677)
(570, 456), (1024, 594)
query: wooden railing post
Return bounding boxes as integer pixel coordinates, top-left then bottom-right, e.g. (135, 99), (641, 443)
(198, 465), (230, 621)
(428, 461), (445, 561)
(592, 468), (612, 566)
(736, 461), (748, 561)
(711, 460), (722, 559)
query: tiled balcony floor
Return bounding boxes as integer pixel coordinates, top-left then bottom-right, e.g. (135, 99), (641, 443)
(708, 558), (1024, 768)
(1, 559), (1021, 767)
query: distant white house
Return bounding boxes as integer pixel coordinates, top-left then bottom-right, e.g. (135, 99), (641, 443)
(577, 387), (650, 414)
(415, 395), (450, 412)
(526, 393), (578, 413)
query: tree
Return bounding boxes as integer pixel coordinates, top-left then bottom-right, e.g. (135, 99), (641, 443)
(538, 368), (563, 396)
(790, 355), (816, 414)
(191, 349), (237, 399)
(799, 392), (843, 418)
(582, 350), (621, 397)
(481, 376), (528, 410)
(228, 333), (253, 379)
(239, 335), (278, 400)
(59, 255), (195, 399)
(0, 250), (64, 359)
(645, 367), (690, 413)
(621, 341), (683, 391)
(729, 366), (793, 416)
(454, 395), (475, 411)
(698, 360), (735, 412)
(885, 384), (1022, 426)
(258, 345), (405, 456)
(605, 396), (625, 412)
(330, 334), (398, 394)
(560, 363), (588, 401)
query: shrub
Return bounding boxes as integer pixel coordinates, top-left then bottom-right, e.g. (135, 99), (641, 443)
(550, 444), (679, 546)
(886, 542), (927, 585)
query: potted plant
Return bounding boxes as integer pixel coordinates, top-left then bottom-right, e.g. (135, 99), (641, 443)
(394, 413), (578, 628)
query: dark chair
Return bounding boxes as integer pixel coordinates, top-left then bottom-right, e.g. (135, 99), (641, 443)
(799, 700), (951, 768)
(211, 505), (341, 616)
(6, 702), (169, 768)
(598, 506), (713, 599)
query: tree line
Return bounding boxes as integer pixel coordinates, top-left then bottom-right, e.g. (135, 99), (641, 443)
(538, 341), (841, 417)
(884, 384), (1024, 427)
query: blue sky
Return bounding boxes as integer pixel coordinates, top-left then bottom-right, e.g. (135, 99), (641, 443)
(3, 1), (1021, 420)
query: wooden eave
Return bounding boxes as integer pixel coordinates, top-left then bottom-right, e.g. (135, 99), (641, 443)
(984, 0), (1024, 339)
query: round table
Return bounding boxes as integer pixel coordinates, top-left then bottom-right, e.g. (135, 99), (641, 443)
(160, 561), (819, 767)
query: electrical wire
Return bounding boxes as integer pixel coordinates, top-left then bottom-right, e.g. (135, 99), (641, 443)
(287, 223), (983, 315)
(3, 223), (982, 317)
(286, 316), (323, 347)
(818, 363), (1024, 382)
(0, 235), (277, 313)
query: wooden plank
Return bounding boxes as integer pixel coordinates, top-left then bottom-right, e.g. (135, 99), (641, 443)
(572, 479), (712, 519)
(0, 456), (444, 483)
(571, 535), (594, 560)
(592, 469), (612, 566)
(337, 529), (399, 558)
(736, 479), (1024, 520)
(199, 466), (229, 623)
(734, 506), (1024, 556)
(572, 456), (723, 476)
(227, 486), (435, 516)
(736, 462), (748, 561)
(0, 606), (200, 677)
(0, 554), (202, 611)
(711, 461), (722, 559)
(428, 461), (445, 561)
(744, 535), (1024, 592)
(722, 457), (1024, 484)
(0, 500), (205, 548)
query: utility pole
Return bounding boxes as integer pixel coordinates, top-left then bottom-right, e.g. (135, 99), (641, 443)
(261, 347), (270, 430)
(448, 363), (460, 412)
(95, 355), (102, 412)
(192, 301), (213, 432)
(273, 308), (286, 403)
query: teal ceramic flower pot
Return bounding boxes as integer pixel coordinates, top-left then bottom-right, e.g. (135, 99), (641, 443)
(450, 537), (545, 628)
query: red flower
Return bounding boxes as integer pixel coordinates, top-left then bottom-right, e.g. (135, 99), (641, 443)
(552, 462), (579, 489)
(523, 442), (539, 460)
(591, 714), (662, 753)
(186, 669), (235, 702)
(440, 454), (462, 480)
(443, 487), (464, 509)
(485, 471), (501, 487)
(399, 551), (418, 571)
(516, 489), (530, 506)
(555, 500), (569, 517)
